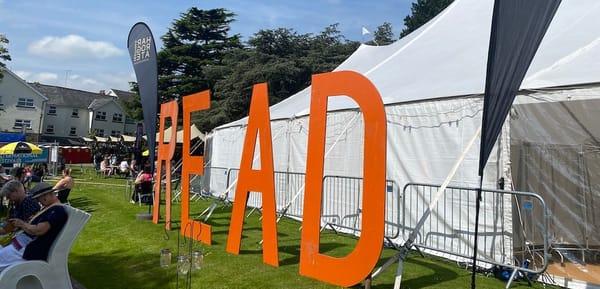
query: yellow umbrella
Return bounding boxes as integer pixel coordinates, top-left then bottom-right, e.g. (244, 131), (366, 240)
(0, 141), (43, 155)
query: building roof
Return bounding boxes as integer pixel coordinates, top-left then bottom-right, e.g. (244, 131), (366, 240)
(88, 97), (116, 110)
(30, 83), (112, 108)
(108, 89), (136, 102)
(39, 135), (85, 146)
(1, 69), (49, 101)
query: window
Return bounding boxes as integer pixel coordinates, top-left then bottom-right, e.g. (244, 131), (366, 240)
(72, 109), (79, 118)
(48, 106), (57, 115)
(46, 125), (54, 134)
(111, 130), (121, 137)
(95, 111), (106, 121)
(14, 119), (32, 129)
(112, 113), (123, 123)
(95, 129), (105, 137)
(17, 98), (35, 107)
(0, 95), (4, 108)
(69, 127), (77, 136)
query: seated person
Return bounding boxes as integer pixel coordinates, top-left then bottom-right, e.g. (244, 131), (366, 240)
(12, 168), (26, 185)
(0, 182), (67, 271)
(31, 164), (45, 183)
(119, 159), (130, 176)
(0, 181), (41, 235)
(53, 168), (74, 191)
(132, 165), (153, 202)
(100, 158), (112, 176)
(129, 159), (139, 178)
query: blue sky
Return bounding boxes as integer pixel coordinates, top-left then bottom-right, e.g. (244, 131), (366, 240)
(0, 0), (411, 93)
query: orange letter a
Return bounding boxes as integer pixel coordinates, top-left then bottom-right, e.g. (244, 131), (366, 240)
(226, 83), (279, 266)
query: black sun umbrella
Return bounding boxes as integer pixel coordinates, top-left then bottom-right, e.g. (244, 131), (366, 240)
(0, 141), (43, 155)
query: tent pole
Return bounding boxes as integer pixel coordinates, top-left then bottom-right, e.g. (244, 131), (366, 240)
(371, 126), (482, 289)
(471, 175), (484, 289)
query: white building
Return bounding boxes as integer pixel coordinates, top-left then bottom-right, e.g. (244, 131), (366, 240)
(0, 69), (47, 142)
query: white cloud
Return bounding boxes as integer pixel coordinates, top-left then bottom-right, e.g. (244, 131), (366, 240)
(27, 34), (124, 59)
(15, 70), (59, 84)
(14, 69), (132, 93)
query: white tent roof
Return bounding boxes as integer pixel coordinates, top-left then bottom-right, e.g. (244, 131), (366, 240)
(219, 0), (600, 128)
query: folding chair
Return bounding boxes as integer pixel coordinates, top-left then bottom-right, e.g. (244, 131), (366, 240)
(136, 181), (154, 213)
(56, 188), (71, 206)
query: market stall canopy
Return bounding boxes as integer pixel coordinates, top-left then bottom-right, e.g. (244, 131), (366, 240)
(121, 135), (136, 142)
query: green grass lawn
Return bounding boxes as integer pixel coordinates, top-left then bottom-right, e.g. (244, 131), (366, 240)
(57, 165), (558, 289)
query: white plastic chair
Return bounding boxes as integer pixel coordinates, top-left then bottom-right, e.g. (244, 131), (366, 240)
(0, 205), (91, 289)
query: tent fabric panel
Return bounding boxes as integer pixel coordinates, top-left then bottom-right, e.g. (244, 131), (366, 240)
(511, 88), (600, 248)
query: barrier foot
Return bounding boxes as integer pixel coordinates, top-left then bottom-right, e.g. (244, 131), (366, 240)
(363, 273), (372, 289)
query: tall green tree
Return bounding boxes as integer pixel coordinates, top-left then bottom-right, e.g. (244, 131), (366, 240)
(0, 34), (11, 79)
(400, 0), (454, 38)
(367, 22), (395, 46)
(157, 8), (242, 103)
(201, 25), (359, 130)
(155, 8), (359, 132)
(120, 81), (143, 120)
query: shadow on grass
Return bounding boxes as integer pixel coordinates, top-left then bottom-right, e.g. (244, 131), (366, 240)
(69, 196), (98, 213)
(69, 249), (175, 289)
(277, 240), (355, 267)
(363, 256), (460, 289)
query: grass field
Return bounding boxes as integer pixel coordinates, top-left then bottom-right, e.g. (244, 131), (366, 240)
(54, 165), (558, 289)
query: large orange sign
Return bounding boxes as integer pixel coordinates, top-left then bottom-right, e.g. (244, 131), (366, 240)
(155, 70), (386, 286)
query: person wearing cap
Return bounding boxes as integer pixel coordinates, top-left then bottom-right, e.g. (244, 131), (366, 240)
(0, 180), (41, 235)
(0, 182), (67, 271)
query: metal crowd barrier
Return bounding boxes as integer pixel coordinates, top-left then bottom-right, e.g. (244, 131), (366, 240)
(226, 169), (307, 220)
(401, 182), (549, 288)
(321, 175), (401, 240)
(196, 168), (549, 287)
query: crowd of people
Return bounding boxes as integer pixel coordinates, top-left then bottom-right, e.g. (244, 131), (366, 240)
(96, 153), (139, 178)
(0, 155), (150, 272)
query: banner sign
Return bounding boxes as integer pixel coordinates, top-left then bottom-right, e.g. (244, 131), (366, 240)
(478, 0), (561, 175)
(127, 22), (158, 170)
(0, 148), (49, 164)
